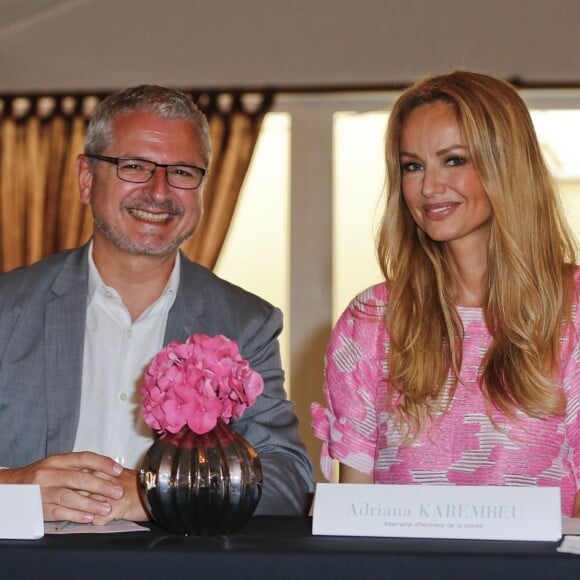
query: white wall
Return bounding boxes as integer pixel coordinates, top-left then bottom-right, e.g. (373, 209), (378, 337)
(0, 0), (579, 92)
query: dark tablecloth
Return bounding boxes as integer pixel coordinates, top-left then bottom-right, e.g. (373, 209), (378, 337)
(0, 516), (576, 580)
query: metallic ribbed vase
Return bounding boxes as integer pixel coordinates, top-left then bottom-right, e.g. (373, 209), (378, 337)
(139, 420), (263, 535)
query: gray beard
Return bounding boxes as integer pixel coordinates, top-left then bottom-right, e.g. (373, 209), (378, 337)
(93, 217), (195, 256)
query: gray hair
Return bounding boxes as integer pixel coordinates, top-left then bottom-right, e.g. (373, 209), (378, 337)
(84, 85), (211, 167)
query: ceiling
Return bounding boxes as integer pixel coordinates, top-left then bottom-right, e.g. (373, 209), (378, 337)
(1, 0), (579, 94)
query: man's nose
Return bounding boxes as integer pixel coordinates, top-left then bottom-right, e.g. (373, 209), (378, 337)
(145, 166), (171, 198)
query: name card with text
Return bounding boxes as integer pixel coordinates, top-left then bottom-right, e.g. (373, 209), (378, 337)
(312, 484), (561, 541)
(0, 484), (44, 539)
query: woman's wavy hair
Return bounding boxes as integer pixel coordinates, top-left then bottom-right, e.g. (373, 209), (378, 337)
(377, 70), (578, 437)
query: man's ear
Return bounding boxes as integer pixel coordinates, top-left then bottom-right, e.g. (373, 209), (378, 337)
(76, 154), (94, 205)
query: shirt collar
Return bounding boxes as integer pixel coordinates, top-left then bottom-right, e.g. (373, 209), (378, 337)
(87, 241), (181, 302)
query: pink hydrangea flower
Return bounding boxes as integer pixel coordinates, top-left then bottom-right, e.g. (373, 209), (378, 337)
(141, 334), (264, 435)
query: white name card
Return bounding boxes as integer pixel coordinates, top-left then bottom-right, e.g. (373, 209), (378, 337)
(0, 484), (44, 539)
(312, 483), (561, 541)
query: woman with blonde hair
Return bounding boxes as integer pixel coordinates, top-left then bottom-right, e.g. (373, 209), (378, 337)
(311, 70), (580, 515)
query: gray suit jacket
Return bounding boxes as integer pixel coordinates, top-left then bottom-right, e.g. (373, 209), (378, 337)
(0, 244), (314, 515)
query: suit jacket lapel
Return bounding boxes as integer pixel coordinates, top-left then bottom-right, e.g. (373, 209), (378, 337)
(164, 253), (209, 344)
(45, 246), (89, 455)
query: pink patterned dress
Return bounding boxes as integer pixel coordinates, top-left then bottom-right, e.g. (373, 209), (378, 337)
(311, 269), (580, 515)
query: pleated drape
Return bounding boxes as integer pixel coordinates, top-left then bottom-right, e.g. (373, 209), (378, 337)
(0, 89), (273, 272)
(0, 95), (97, 272)
(182, 92), (273, 269)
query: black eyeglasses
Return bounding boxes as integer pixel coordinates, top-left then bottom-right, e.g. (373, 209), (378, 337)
(86, 154), (206, 190)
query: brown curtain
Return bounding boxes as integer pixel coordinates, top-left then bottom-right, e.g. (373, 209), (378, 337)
(0, 89), (273, 273)
(0, 96), (94, 272)
(182, 92), (273, 269)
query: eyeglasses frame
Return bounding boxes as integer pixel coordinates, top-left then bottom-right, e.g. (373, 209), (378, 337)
(85, 154), (207, 190)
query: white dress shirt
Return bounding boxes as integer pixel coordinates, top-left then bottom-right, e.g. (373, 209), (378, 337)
(73, 247), (179, 468)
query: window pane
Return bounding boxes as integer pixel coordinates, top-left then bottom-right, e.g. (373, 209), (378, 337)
(530, 110), (580, 244)
(214, 113), (290, 389)
(333, 111), (387, 320)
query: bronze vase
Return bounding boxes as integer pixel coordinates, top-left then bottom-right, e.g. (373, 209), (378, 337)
(139, 420), (263, 535)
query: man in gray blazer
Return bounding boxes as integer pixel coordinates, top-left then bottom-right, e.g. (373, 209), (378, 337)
(0, 85), (313, 523)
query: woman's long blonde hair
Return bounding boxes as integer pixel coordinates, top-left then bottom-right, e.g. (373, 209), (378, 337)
(377, 70), (578, 437)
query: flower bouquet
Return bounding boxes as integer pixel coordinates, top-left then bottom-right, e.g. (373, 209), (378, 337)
(139, 334), (265, 535)
(141, 333), (264, 435)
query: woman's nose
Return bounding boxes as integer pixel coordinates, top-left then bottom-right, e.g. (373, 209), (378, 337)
(421, 166), (445, 197)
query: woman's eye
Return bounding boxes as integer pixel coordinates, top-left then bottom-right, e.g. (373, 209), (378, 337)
(446, 156), (466, 167)
(401, 162), (422, 172)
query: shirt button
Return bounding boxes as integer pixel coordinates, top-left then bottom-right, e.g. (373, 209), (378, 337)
(127, 329), (132, 338)
(120, 393), (128, 402)
(105, 290), (113, 298)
